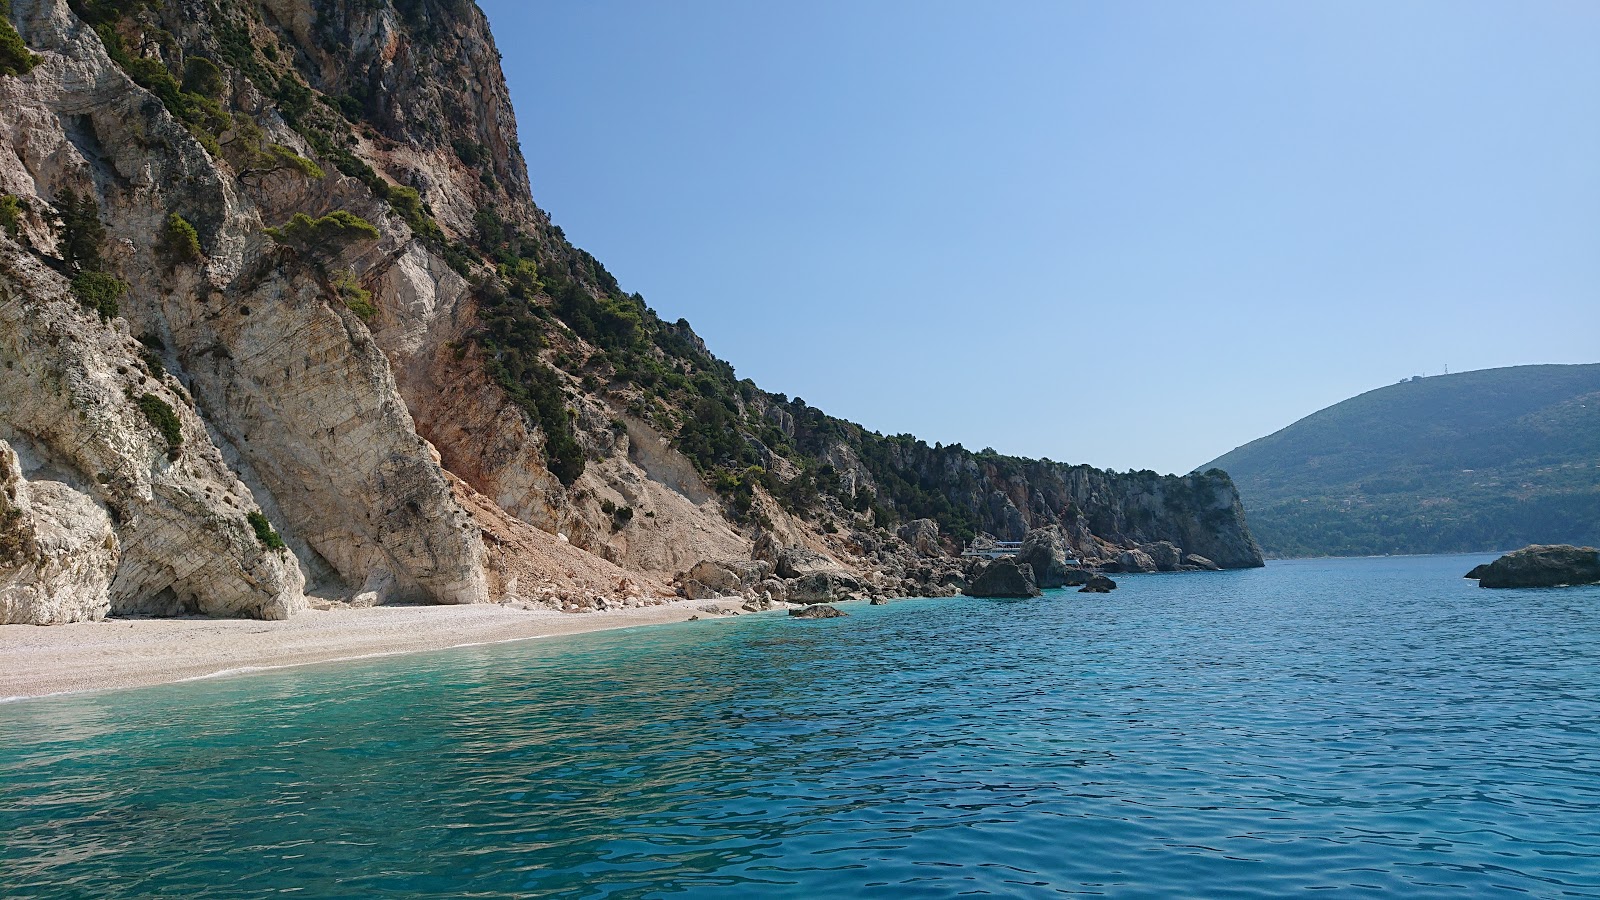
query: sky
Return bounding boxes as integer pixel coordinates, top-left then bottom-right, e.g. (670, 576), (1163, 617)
(476, 1), (1599, 476)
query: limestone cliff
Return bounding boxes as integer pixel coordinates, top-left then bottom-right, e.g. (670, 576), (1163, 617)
(0, 0), (1260, 624)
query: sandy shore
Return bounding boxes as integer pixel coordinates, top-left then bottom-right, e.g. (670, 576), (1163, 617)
(0, 599), (754, 702)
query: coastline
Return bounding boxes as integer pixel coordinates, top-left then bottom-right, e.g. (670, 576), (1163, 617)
(0, 599), (753, 702)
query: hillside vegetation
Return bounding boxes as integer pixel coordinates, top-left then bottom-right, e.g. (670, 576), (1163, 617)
(1203, 365), (1600, 557)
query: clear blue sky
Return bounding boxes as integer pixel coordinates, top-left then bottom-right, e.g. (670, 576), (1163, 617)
(477, 1), (1599, 475)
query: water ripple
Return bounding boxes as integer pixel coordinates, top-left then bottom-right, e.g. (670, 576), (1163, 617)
(3, 554), (1600, 897)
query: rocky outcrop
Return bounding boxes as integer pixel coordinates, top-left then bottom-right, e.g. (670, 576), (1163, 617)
(964, 559), (1040, 598)
(1466, 545), (1600, 589)
(1109, 548), (1157, 573)
(0, 247), (304, 622)
(1142, 541), (1184, 572)
(897, 519), (941, 557)
(1016, 528), (1075, 588)
(1185, 554), (1221, 571)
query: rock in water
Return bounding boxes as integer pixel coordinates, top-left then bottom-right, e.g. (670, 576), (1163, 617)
(870, 597), (889, 606)
(1078, 574), (1118, 594)
(1017, 528), (1074, 588)
(790, 604), (848, 619)
(964, 559), (1041, 598)
(1466, 545), (1600, 588)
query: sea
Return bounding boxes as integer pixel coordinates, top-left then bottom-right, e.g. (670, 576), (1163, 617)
(3, 554), (1599, 898)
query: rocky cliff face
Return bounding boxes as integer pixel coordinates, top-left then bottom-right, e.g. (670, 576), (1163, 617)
(0, 0), (1260, 624)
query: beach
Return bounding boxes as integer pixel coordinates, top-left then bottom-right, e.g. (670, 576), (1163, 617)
(0, 599), (750, 701)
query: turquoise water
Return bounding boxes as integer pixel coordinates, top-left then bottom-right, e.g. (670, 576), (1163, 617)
(4, 554), (1600, 898)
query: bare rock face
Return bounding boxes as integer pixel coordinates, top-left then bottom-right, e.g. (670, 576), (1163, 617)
(897, 519), (941, 557)
(0, 0), (488, 614)
(0, 440), (118, 624)
(1466, 545), (1600, 589)
(0, 247), (307, 622)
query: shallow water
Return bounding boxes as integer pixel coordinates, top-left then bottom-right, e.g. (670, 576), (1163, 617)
(4, 554), (1599, 898)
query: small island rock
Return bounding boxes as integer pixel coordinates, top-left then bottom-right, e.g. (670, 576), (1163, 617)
(1078, 574), (1118, 594)
(1466, 545), (1600, 589)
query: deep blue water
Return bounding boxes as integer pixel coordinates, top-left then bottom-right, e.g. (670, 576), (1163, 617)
(4, 554), (1600, 898)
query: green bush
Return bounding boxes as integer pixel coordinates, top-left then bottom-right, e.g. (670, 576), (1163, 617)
(332, 268), (375, 320)
(159, 212), (202, 263)
(0, 194), (22, 239)
(264, 143), (324, 179)
(263, 210), (379, 257)
(246, 510), (286, 551)
(135, 392), (182, 455)
(56, 188), (106, 271)
(71, 271), (126, 320)
(0, 0), (40, 78)
(181, 55), (225, 98)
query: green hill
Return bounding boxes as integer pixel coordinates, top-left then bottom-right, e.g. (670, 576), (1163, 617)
(1201, 364), (1600, 557)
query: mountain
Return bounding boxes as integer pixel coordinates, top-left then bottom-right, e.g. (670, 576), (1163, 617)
(0, 0), (1260, 625)
(1202, 364), (1600, 557)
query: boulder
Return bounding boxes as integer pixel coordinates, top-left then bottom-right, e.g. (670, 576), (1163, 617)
(963, 559), (1041, 598)
(1085, 574), (1117, 591)
(1465, 545), (1600, 589)
(1142, 541), (1184, 572)
(870, 597), (889, 605)
(1184, 554), (1221, 571)
(897, 519), (942, 557)
(1109, 548), (1157, 573)
(687, 558), (771, 594)
(786, 570), (860, 604)
(1060, 568), (1092, 586)
(776, 546), (845, 579)
(790, 604), (848, 619)
(1017, 528), (1075, 588)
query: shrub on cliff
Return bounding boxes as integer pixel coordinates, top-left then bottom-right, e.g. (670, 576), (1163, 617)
(1, 0), (40, 78)
(71, 271), (127, 320)
(0, 194), (23, 239)
(159, 213), (202, 263)
(135, 393), (182, 457)
(264, 211), (379, 258)
(246, 511), (286, 551)
(332, 269), (375, 320)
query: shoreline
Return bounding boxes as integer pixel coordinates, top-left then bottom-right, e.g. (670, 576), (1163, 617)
(0, 599), (755, 703)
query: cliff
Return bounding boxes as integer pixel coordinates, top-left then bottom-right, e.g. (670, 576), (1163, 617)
(0, 0), (1259, 624)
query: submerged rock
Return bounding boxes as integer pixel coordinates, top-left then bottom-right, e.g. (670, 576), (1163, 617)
(790, 604), (848, 619)
(1466, 545), (1600, 588)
